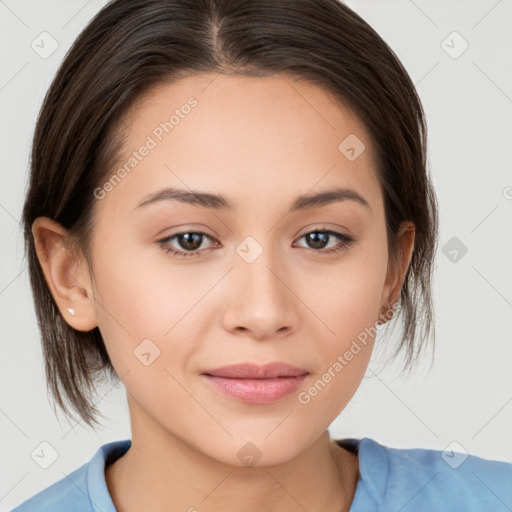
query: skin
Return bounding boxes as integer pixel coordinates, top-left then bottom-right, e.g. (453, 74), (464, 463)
(32, 72), (414, 512)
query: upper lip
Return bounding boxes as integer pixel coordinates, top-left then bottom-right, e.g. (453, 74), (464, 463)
(202, 362), (309, 379)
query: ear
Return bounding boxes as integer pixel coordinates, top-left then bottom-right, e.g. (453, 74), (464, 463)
(31, 217), (98, 331)
(378, 220), (415, 325)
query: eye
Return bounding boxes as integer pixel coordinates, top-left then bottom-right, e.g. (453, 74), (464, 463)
(157, 231), (219, 258)
(295, 229), (355, 255)
(157, 228), (355, 258)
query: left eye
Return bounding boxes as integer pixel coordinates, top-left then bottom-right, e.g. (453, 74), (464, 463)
(157, 229), (355, 258)
(294, 230), (354, 252)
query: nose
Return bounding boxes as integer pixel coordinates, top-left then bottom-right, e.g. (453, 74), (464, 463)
(221, 240), (301, 341)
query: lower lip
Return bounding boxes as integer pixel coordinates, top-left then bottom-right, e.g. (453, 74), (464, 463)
(201, 374), (308, 404)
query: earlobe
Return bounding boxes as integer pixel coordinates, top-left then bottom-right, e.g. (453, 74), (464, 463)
(31, 217), (98, 332)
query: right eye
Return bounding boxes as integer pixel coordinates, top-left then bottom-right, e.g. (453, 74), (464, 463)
(157, 231), (221, 258)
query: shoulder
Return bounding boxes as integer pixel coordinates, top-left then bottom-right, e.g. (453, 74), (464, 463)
(10, 439), (131, 512)
(9, 462), (90, 511)
(341, 437), (512, 511)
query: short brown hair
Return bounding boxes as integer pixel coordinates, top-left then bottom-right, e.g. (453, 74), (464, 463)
(22, 0), (439, 428)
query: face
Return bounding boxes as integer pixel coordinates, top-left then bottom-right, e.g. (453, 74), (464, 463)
(65, 73), (407, 465)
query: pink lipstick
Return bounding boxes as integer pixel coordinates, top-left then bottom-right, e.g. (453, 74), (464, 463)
(201, 362), (309, 404)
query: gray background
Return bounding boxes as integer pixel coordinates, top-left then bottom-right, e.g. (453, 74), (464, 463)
(1, 0), (511, 509)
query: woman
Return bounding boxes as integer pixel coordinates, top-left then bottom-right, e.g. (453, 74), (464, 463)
(13, 0), (511, 510)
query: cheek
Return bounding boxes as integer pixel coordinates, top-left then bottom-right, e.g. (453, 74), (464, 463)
(89, 242), (167, 371)
(294, 241), (387, 412)
(296, 259), (386, 421)
(89, 239), (209, 380)
(91, 235), (176, 333)
(296, 342), (373, 436)
(304, 247), (388, 347)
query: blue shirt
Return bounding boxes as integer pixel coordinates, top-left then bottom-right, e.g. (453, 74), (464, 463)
(10, 437), (512, 511)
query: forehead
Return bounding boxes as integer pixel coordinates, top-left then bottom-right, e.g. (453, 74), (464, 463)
(103, 72), (382, 215)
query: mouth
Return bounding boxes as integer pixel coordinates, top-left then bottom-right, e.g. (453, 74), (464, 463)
(200, 362), (309, 404)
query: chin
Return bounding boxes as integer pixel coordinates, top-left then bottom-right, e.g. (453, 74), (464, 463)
(191, 429), (316, 469)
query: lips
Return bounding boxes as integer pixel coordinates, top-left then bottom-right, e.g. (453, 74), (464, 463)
(200, 362), (309, 404)
(202, 362), (309, 379)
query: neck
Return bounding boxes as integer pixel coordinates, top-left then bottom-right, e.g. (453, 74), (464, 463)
(105, 403), (359, 512)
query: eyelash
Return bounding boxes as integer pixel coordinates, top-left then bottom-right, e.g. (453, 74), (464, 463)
(157, 229), (355, 259)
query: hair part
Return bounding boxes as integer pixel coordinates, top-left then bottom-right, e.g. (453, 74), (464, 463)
(22, 0), (439, 428)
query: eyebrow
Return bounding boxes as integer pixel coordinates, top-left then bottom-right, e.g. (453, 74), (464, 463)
(135, 186), (372, 213)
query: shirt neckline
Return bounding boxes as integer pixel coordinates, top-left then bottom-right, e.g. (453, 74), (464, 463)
(336, 437), (386, 511)
(86, 439), (131, 512)
(86, 437), (386, 512)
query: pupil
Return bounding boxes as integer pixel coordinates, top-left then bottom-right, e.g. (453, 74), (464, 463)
(308, 232), (328, 249)
(180, 233), (202, 251)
